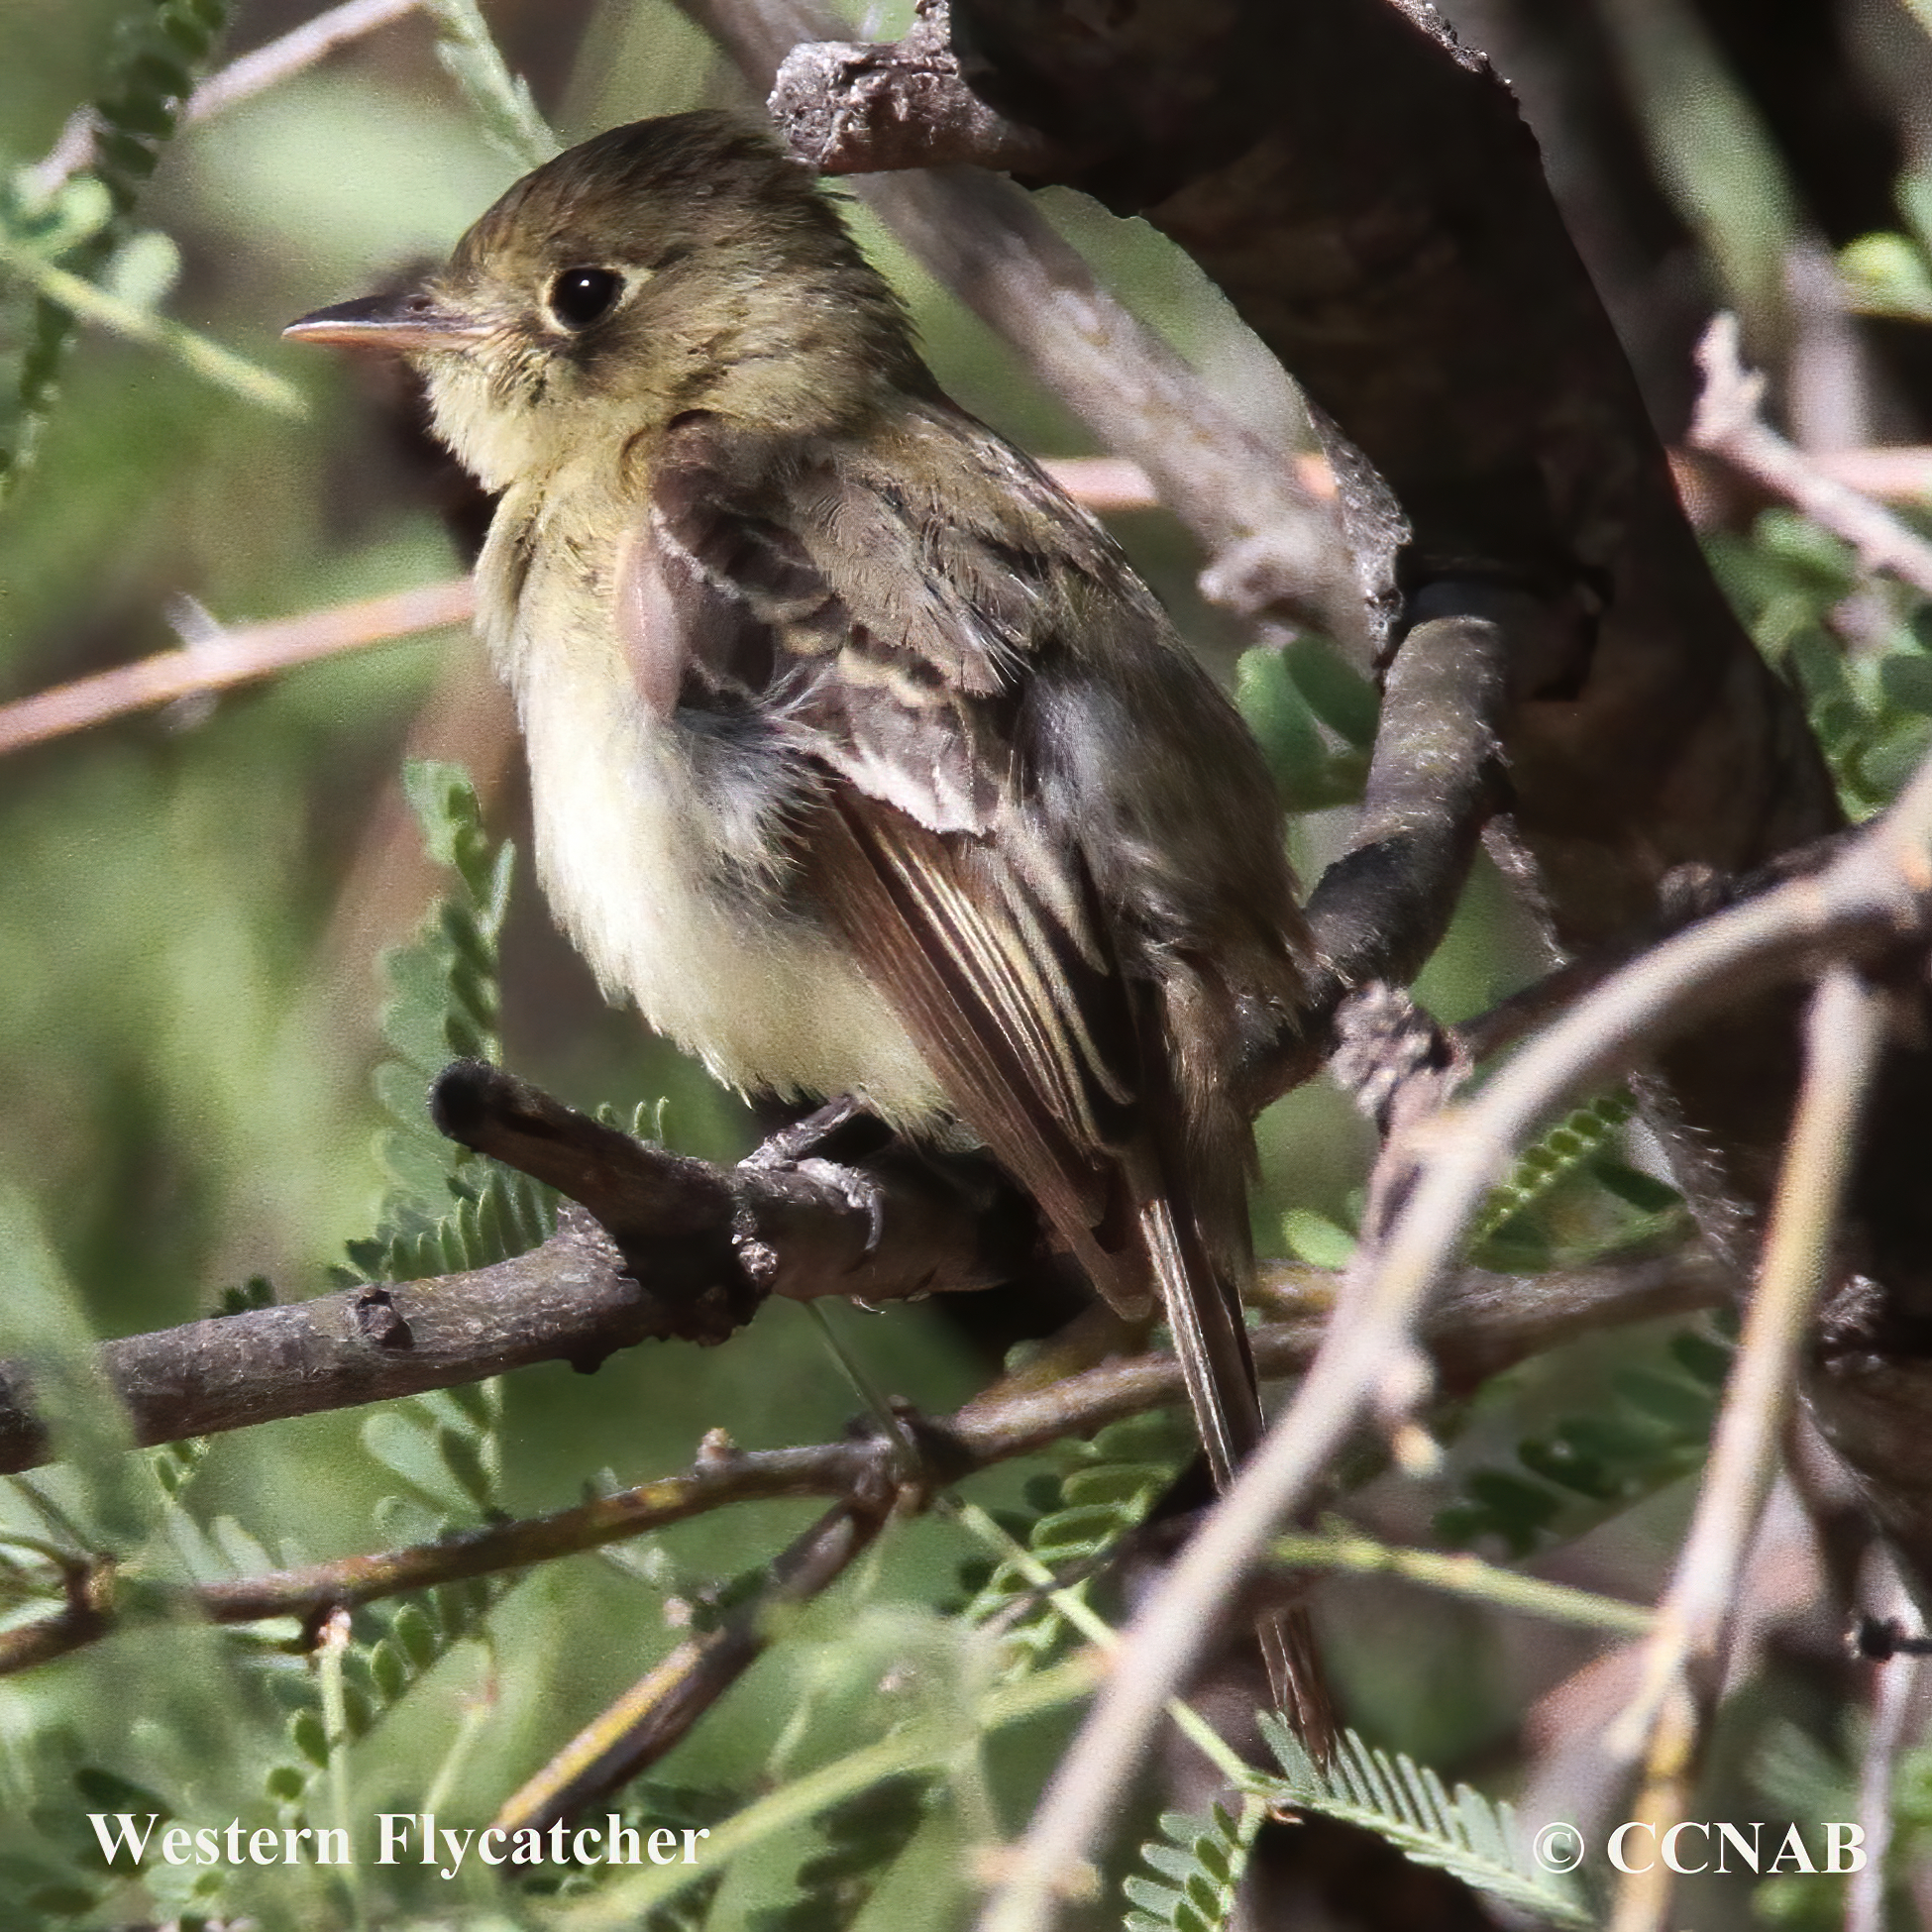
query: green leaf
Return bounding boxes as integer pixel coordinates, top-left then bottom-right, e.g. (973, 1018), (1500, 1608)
(1587, 1157), (1682, 1216)
(1879, 652), (1932, 715)
(1441, 1319), (1731, 1555)
(1472, 1089), (1634, 1248)
(958, 1412), (1191, 1676)
(0, 0), (238, 500)
(1841, 231), (1932, 322)
(362, 1412), (456, 1508)
(422, 0), (561, 169)
(71, 1767), (171, 1818)
(1236, 646), (1326, 788)
(1280, 1208), (1355, 1268)
(391, 1603), (439, 1669)
(1282, 633), (1380, 747)
(368, 1641), (407, 1702)
(1611, 1365), (1717, 1434)
(344, 761), (563, 1286)
(1255, 1724), (1594, 1926)
(289, 1710), (328, 1769)
(1125, 1803), (1260, 1932)
(747, 1774), (931, 1931)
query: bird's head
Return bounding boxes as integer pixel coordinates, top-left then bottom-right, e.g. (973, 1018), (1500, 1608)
(286, 111), (922, 492)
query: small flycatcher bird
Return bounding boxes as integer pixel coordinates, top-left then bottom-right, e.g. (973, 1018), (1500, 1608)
(289, 110), (1327, 1742)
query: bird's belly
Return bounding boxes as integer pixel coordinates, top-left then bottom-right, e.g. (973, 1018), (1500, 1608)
(516, 657), (950, 1130)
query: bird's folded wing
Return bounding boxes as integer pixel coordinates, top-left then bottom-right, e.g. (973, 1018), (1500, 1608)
(808, 796), (1158, 1314)
(634, 410), (1155, 1311)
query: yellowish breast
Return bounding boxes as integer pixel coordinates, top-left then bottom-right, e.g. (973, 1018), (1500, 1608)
(483, 498), (951, 1132)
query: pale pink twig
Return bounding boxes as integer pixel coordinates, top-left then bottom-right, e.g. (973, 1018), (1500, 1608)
(1605, 967), (1886, 1932)
(1693, 315), (1932, 598)
(0, 579), (474, 757)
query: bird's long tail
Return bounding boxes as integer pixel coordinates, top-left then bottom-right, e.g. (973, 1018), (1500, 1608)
(1139, 1190), (1337, 1759)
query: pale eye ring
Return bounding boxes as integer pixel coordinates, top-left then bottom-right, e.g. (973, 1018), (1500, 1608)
(547, 266), (623, 330)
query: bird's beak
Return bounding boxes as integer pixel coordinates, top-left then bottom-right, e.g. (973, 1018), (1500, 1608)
(283, 290), (484, 354)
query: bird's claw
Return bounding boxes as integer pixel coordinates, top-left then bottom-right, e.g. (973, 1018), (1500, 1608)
(795, 1156), (887, 1255)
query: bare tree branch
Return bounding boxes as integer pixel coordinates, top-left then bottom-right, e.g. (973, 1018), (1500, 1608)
(0, 1014), (1731, 1476)
(0, 1244), (1726, 1678)
(1606, 967), (1885, 1932)
(0, 1064), (1027, 1476)
(1294, 588), (1513, 1053)
(769, 3), (1059, 177)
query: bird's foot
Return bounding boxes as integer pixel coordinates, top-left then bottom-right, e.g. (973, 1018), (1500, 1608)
(740, 1096), (888, 1254)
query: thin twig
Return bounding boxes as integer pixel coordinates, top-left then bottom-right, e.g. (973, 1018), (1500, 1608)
(22, 0), (428, 200)
(192, 0), (426, 120)
(1692, 315), (1932, 600)
(494, 1491), (895, 1831)
(1848, 1556), (1921, 1932)
(0, 235), (305, 416)
(1267, 1529), (1656, 1636)
(1606, 968), (1885, 1932)
(1048, 444), (1932, 512)
(0, 1437), (892, 1678)
(1808, 447), (1932, 503)
(0, 580), (474, 758)
(975, 756), (1932, 1932)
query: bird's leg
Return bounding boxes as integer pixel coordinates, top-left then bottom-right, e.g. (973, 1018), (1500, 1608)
(741, 1093), (871, 1167)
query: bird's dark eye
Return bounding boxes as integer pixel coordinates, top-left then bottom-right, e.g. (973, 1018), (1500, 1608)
(547, 267), (623, 330)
